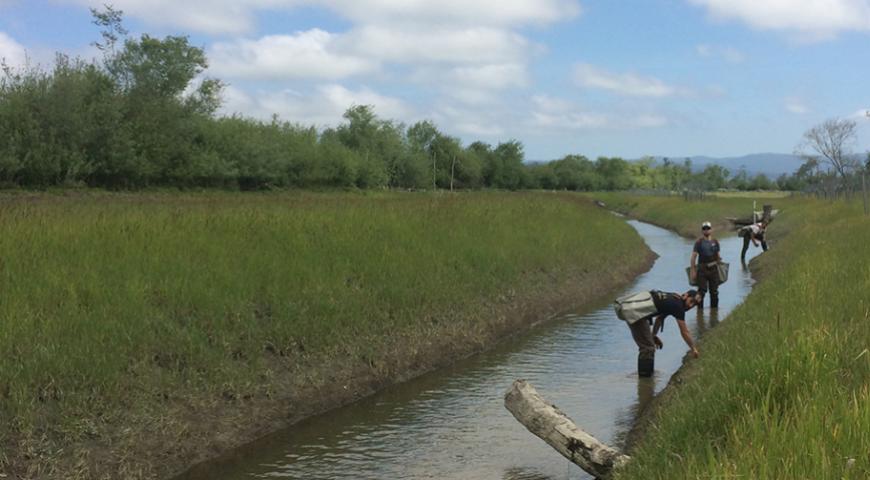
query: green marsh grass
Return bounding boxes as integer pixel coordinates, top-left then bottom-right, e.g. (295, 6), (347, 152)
(604, 194), (870, 479)
(0, 190), (649, 476)
(591, 192), (799, 237)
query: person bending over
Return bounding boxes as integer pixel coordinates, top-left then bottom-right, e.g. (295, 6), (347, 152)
(628, 289), (701, 377)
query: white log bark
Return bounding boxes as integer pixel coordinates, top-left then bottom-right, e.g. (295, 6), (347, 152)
(504, 379), (630, 479)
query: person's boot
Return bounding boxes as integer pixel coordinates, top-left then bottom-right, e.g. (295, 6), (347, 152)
(710, 293), (719, 309)
(697, 294), (705, 309)
(638, 358), (654, 377)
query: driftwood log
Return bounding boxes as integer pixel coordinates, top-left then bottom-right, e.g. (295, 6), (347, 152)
(504, 379), (630, 479)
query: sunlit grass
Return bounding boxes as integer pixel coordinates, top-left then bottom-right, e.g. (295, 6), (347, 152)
(589, 192), (803, 237)
(710, 190), (792, 198)
(0, 190), (648, 455)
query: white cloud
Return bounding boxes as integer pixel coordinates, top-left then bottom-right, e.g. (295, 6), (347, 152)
(324, 0), (581, 26)
(69, 0), (580, 35)
(220, 84), (412, 126)
(784, 97), (810, 114)
(211, 26), (532, 97)
(688, 0), (870, 37)
(410, 63), (529, 105)
(71, 0), (273, 35)
(209, 30), (378, 80)
(0, 32), (26, 68)
(573, 63), (683, 97)
(448, 63), (528, 90)
(348, 25), (531, 65)
(430, 104), (507, 136)
(530, 94), (668, 129)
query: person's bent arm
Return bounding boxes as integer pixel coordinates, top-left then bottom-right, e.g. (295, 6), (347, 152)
(652, 315), (666, 349)
(652, 315), (665, 335)
(676, 319), (699, 358)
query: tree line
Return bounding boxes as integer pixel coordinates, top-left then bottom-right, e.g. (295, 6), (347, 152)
(0, 8), (854, 192)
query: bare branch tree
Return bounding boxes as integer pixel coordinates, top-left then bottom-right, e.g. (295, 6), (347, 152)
(798, 118), (858, 183)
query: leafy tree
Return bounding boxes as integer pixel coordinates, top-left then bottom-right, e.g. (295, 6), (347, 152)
(595, 157), (633, 190)
(491, 140), (525, 190)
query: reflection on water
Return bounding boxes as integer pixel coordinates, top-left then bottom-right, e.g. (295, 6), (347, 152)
(503, 466), (562, 480)
(177, 221), (761, 480)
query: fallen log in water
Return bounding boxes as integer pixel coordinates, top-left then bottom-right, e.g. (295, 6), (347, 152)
(504, 379), (630, 479)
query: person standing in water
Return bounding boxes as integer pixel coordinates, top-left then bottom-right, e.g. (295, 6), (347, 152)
(690, 221), (721, 309)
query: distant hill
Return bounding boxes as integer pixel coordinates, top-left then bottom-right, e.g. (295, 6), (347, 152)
(654, 153), (805, 177)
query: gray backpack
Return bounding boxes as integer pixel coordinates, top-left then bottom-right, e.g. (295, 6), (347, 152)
(614, 291), (658, 324)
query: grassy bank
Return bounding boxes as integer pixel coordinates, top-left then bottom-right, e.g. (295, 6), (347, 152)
(602, 194), (870, 479)
(0, 190), (652, 479)
(592, 192), (792, 237)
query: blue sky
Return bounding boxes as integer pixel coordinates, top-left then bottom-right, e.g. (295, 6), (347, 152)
(2, 0), (869, 161)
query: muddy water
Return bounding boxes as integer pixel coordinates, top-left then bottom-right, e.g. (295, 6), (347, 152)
(179, 221), (761, 480)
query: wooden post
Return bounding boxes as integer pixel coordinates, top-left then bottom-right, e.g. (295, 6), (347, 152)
(862, 170), (868, 216)
(762, 205), (772, 223)
(504, 380), (630, 479)
(432, 150), (437, 191)
(450, 155), (456, 191)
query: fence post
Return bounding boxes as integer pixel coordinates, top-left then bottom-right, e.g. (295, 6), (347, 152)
(863, 170), (868, 216)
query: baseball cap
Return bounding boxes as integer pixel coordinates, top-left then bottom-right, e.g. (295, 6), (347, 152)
(701, 221), (712, 229)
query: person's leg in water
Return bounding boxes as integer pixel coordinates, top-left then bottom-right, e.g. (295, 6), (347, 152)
(705, 263), (720, 308)
(696, 266), (709, 309)
(740, 231), (751, 261)
(628, 318), (656, 377)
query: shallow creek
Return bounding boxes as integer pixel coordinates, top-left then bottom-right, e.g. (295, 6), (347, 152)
(178, 220), (761, 480)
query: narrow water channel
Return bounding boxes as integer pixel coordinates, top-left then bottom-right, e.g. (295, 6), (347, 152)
(179, 220), (762, 480)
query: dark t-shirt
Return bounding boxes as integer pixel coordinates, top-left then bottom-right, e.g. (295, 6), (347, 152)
(650, 291), (686, 321)
(694, 238), (720, 263)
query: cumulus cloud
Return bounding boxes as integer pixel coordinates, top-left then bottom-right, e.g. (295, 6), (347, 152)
(0, 32), (26, 68)
(69, 0), (580, 34)
(408, 62), (529, 106)
(430, 103), (509, 136)
(324, 0), (581, 26)
(347, 25), (531, 65)
(69, 0), (272, 35)
(220, 83), (412, 126)
(211, 25), (534, 97)
(530, 94), (668, 129)
(573, 63), (684, 97)
(688, 0), (870, 37)
(209, 30), (378, 80)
